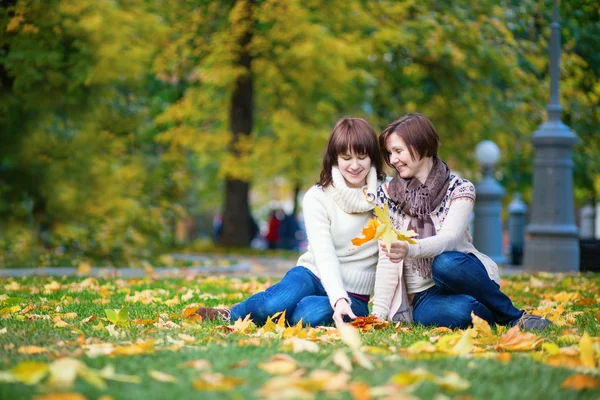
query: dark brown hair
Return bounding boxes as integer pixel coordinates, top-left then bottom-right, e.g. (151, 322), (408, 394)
(317, 117), (385, 187)
(379, 113), (439, 166)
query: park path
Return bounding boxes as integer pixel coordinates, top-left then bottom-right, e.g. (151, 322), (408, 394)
(0, 253), (523, 279)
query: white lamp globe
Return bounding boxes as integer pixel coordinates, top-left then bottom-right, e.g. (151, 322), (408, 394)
(475, 140), (500, 167)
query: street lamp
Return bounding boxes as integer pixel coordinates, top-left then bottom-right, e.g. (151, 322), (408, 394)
(524, 0), (579, 272)
(474, 140), (506, 265)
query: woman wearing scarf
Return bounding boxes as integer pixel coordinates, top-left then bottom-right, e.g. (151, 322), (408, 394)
(196, 117), (385, 326)
(371, 113), (552, 330)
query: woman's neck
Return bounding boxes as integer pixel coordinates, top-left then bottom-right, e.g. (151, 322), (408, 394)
(415, 157), (434, 185)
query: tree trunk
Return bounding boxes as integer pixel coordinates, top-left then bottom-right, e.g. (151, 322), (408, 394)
(292, 182), (301, 217)
(220, 0), (254, 247)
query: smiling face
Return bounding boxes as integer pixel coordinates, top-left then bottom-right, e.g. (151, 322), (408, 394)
(385, 133), (430, 180)
(337, 151), (371, 188)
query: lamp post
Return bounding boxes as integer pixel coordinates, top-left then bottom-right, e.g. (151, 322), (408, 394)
(474, 140), (506, 265)
(524, 0), (579, 272)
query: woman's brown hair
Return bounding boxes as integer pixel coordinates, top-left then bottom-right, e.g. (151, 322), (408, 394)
(317, 117), (385, 187)
(379, 113), (439, 166)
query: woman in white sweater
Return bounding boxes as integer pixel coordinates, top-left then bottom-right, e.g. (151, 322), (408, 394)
(196, 117), (385, 326)
(371, 113), (552, 330)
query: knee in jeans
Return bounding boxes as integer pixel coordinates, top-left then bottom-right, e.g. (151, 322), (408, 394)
(432, 253), (456, 281)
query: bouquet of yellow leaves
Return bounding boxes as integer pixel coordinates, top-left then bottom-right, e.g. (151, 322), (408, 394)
(352, 202), (418, 252)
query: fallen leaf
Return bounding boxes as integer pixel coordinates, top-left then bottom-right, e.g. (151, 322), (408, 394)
(285, 338), (320, 353)
(579, 331), (596, 368)
(33, 393), (87, 400)
(561, 374), (600, 390)
(495, 325), (541, 351)
(258, 356), (297, 375)
(193, 373), (245, 391)
(149, 370), (177, 383)
(349, 382), (372, 400)
(11, 361), (49, 385)
(452, 330), (474, 355)
(81, 315), (96, 324)
(48, 358), (83, 388)
(112, 340), (155, 356)
(18, 346), (48, 355)
(332, 350), (353, 373)
(471, 312), (493, 337)
(226, 314), (256, 334)
(350, 315), (390, 331)
(336, 322), (362, 350)
(179, 359), (212, 371)
(433, 371), (470, 392)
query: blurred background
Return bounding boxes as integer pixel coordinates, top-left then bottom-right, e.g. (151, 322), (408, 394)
(0, 0), (598, 268)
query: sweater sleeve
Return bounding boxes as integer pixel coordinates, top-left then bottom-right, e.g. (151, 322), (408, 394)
(407, 197), (474, 258)
(371, 239), (400, 320)
(302, 190), (349, 308)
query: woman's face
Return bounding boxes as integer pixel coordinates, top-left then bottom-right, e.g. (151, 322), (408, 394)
(337, 151), (371, 188)
(386, 133), (428, 180)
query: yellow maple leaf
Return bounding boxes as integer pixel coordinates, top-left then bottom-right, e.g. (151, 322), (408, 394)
(227, 314), (256, 334)
(353, 202), (418, 251)
(579, 331), (596, 368)
(11, 361), (49, 385)
(471, 312), (493, 337)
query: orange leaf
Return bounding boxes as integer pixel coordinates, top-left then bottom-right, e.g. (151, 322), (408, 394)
(33, 393), (87, 400)
(349, 382), (372, 400)
(495, 325), (541, 352)
(352, 219), (379, 246)
(350, 316), (390, 331)
(561, 374), (600, 390)
(18, 346), (48, 355)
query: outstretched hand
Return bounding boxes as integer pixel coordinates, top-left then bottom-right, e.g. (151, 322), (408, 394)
(380, 241), (408, 263)
(333, 298), (356, 324)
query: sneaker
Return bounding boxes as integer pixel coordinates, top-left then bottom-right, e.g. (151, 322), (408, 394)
(195, 307), (231, 322)
(517, 313), (553, 331)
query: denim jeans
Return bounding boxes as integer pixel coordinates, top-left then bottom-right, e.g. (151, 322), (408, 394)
(230, 266), (369, 327)
(412, 251), (524, 329)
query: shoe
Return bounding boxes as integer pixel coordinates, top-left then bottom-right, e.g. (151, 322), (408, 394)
(517, 313), (553, 331)
(195, 307), (231, 322)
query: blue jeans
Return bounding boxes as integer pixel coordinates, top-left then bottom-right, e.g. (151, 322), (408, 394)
(412, 251), (524, 329)
(230, 266), (369, 327)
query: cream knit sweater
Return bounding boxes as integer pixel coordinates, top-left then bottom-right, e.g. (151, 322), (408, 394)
(372, 175), (500, 322)
(297, 166), (381, 308)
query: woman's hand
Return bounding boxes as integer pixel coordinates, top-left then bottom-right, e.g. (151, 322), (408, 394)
(380, 241), (408, 263)
(333, 298), (356, 324)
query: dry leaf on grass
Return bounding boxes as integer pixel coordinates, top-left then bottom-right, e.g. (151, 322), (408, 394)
(17, 346), (48, 355)
(11, 361), (49, 385)
(148, 370), (177, 383)
(350, 316), (390, 331)
(495, 325), (541, 351)
(258, 354), (298, 375)
(561, 374), (600, 390)
(193, 373), (245, 391)
(33, 393), (87, 400)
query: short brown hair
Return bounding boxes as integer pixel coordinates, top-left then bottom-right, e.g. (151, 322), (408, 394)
(379, 113), (439, 166)
(317, 117), (385, 187)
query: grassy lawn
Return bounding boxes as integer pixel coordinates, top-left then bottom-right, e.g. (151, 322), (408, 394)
(0, 272), (599, 400)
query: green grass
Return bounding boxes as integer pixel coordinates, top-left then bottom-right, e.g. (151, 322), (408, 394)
(1, 273), (599, 400)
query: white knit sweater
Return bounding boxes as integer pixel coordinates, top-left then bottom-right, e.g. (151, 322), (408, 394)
(297, 166), (381, 308)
